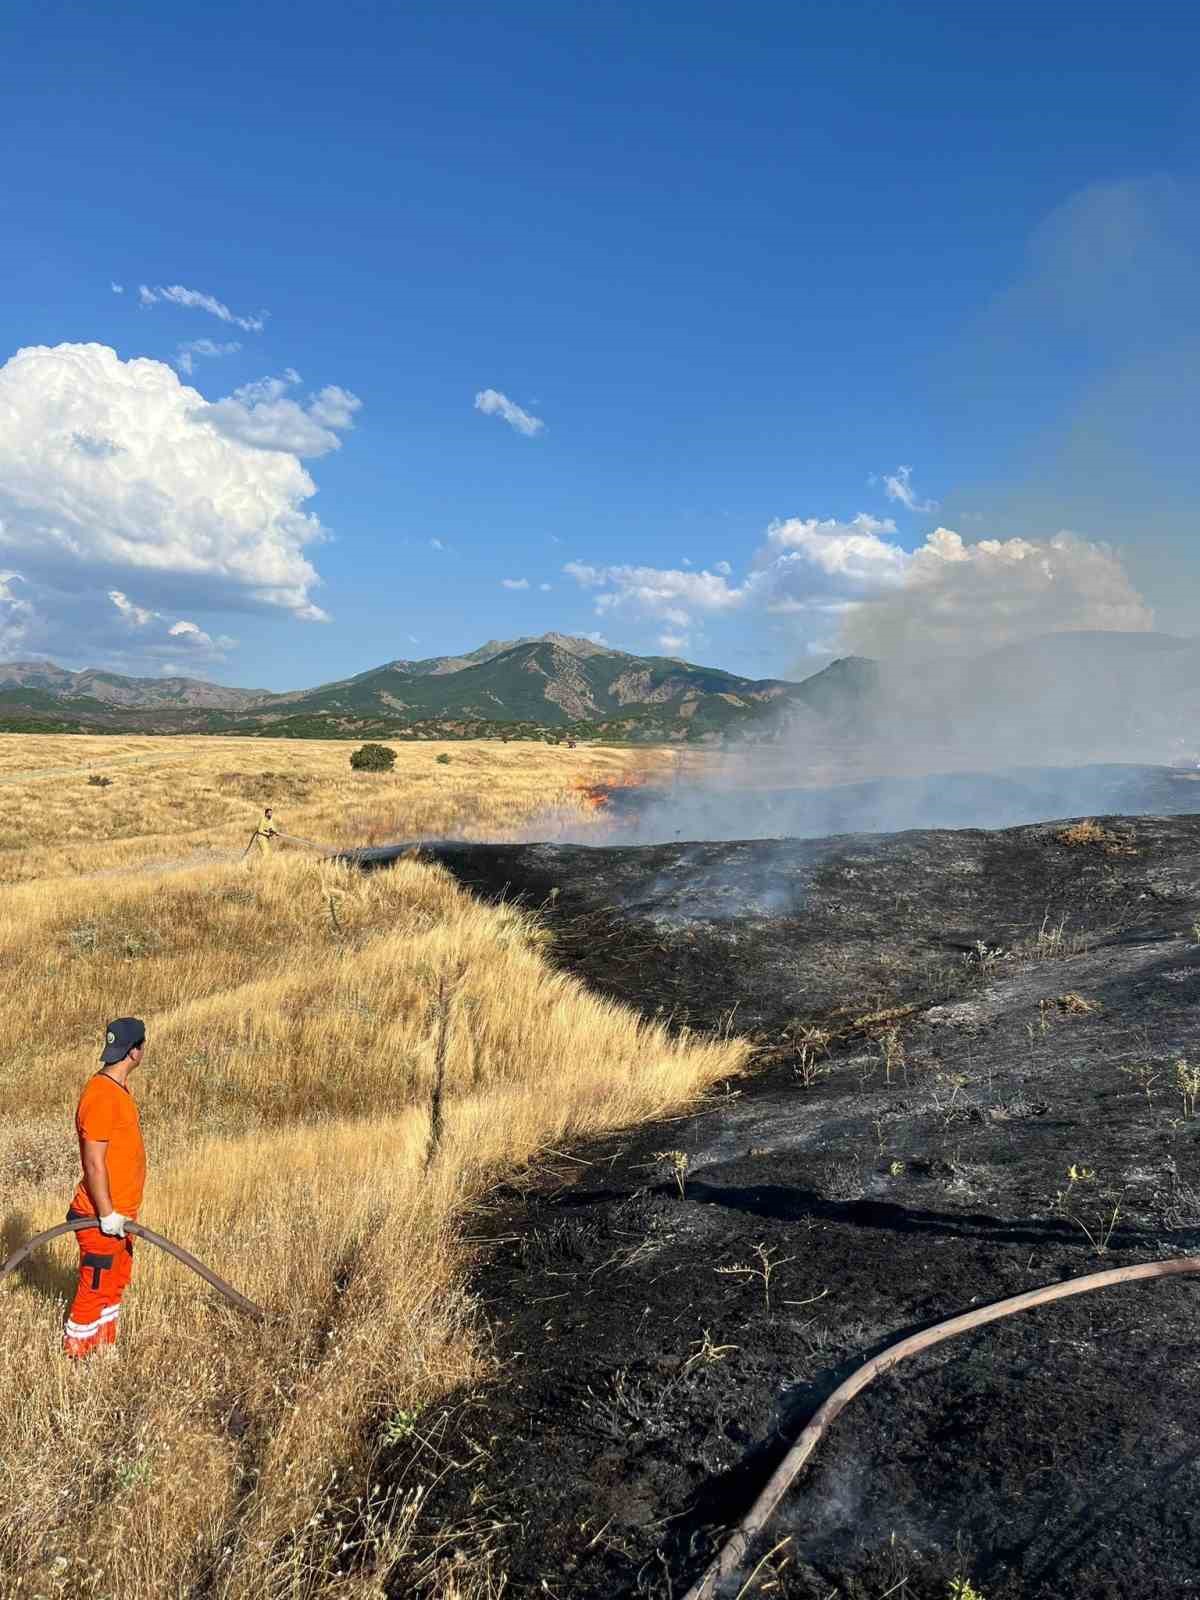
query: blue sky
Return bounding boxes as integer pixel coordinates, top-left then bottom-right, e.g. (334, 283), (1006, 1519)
(1, 0), (1198, 688)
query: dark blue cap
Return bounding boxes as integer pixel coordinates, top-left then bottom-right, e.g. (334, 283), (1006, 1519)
(101, 1017), (145, 1065)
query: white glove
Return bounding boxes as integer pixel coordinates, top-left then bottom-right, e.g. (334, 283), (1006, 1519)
(98, 1211), (127, 1238)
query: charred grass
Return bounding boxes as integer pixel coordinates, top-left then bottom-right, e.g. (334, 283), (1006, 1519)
(388, 816), (1200, 1599)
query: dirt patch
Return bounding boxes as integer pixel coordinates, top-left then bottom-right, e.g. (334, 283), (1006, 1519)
(374, 815), (1200, 1598)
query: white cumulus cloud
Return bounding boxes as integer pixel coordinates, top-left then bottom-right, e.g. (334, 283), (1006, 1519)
(474, 388), (545, 437)
(758, 515), (906, 589)
(880, 464), (938, 513)
(842, 527), (1153, 658)
(501, 577), (530, 590)
(0, 573), (36, 658)
(0, 342), (349, 664)
(564, 559), (746, 650)
(167, 618), (215, 647)
(564, 561), (744, 626)
(564, 508), (1149, 661)
(108, 588), (156, 628)
(177, 338), (241, 375)
(308, 386), (362, 429)
(753, 516), (1151, 653)
(139, 283), (266, 333)
(565, 517), (908, 643)
(104, 589), (227, 658)
(199, 371), (361, 457)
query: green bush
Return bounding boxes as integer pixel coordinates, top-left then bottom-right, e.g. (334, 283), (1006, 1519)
(435, 752), (451, 765)
(349, 743), (397, 772)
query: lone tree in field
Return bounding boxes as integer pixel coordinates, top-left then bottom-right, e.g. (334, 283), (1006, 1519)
(350, 743), (397, 773)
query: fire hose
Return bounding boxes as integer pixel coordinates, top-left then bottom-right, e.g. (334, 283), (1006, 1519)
(0, 1215), (266, 1321)
(239, 828), (336, 860)
(682, 1254), (1200, 1600)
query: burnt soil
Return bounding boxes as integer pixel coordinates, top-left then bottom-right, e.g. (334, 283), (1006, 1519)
(369, 814), (1200, 1599)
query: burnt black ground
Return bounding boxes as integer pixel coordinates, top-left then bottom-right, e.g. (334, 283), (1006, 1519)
(373, 814), (1200, 1600)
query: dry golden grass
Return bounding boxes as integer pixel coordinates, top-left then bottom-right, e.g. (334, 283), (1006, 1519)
(1054, 991), (1098, 1016)
(0, 736), (744, 1599)
(0, 732), (677, 885)
(1054, 818), (1136, 856)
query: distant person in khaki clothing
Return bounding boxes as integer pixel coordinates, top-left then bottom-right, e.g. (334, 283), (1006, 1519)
(252, 807), (279, 854)
(64, 1018), (147, 1358)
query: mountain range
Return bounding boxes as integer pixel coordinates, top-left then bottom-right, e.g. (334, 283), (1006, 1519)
(0, 634), (876, 741)
(2, 629), (1196, 757)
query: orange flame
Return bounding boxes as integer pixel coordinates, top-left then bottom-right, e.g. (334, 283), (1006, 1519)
(571, 772), (650, 812)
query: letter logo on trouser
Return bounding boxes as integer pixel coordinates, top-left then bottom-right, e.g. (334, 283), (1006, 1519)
(63, 1209), (134, 1358)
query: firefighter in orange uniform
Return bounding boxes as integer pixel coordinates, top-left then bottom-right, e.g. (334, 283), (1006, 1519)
(63, 1018), (148, 1358)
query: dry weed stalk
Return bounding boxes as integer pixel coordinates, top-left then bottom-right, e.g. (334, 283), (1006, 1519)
(683, 1330), (739, 1372)
(1120, 1059), (1162, 1107)
(1176, 1058), (1200, 1118)
(1053, 1163), (1124, 1254)
(1028, 911), (1073, 960)
(653, 1148), (690, 1199)
(792, 1043), (828, 1089)
(879, 1027), (906, 1085)
(715, 1241), (796, 1313)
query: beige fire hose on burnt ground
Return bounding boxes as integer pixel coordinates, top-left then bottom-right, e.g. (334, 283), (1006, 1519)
(0, 1215), (265, 1321)
(239, 827), (337, 861)
(682, 1254), (1200, 1600)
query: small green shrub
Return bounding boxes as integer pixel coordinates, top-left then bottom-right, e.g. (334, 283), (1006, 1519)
(68, 921), (100, 955)
(435, 753), (451, 765)
(349, 743), (396, 773)
(949, 1580), (986, 1600)
(380, 1408), (421, 1447)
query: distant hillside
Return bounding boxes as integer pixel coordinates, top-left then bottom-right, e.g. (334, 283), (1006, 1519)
(0, 660), (266, 710)
(254, 637), (785, 725)
(0, 634), (874, 741)
(232, 639), (880, 740)
(6, 629), (1195, 754)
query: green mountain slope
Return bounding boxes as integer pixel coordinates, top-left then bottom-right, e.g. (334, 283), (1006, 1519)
(262, 640), (764, 719)
(0, 660), (267, 709)
(0, 635), (880, 741)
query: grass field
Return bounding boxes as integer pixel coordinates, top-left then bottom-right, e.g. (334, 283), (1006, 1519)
(0, 736), (747, 1599)
(0, 732), (681, 884)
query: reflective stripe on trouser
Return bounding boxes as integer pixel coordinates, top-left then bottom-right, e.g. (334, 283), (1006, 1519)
(63, 1212), (134, 1358)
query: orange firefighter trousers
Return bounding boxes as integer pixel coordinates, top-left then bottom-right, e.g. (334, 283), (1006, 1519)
(63, 1211), (134, 1358)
